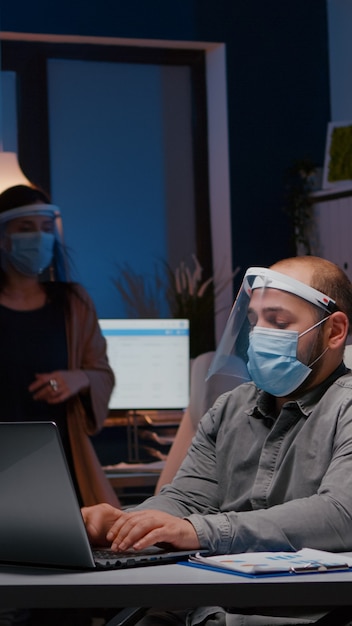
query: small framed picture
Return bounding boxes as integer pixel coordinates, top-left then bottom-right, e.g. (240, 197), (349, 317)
(322, 120), (352, 190)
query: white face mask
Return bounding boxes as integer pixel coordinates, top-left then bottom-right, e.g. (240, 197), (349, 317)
(247, 317), (329, 396)
(5, 231), (55, 276)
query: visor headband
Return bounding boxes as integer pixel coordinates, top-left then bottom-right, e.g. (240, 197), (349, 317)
(0, 203), (61, 224)
(244, 267), (338, 314)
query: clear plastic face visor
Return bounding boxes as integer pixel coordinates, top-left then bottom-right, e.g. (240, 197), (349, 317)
(206, 266), (337, 382)
(0, 203), (70, 281)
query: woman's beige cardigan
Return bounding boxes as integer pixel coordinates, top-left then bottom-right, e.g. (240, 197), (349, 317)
(65, 285), (120, 507)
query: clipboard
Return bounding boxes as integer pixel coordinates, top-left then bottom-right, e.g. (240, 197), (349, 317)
(187, 548), (352, 577)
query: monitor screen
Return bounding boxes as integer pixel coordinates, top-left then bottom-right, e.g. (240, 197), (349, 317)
(98, 319), (190, 410)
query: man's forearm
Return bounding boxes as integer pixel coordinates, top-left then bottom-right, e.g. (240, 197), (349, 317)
(188, 494), (352, 554)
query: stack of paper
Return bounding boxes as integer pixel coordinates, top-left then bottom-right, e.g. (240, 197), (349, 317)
(188, 548), (352, 577)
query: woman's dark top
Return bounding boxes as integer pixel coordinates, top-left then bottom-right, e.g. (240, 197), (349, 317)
(0, 300), (82, 503)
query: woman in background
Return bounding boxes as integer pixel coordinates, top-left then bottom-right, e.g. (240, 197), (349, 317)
(0, 184), (119, 508)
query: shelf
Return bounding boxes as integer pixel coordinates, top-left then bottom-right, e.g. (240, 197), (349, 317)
(310, 187), (352, 202)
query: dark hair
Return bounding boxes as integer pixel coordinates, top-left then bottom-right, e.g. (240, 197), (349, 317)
(310, 264), (352, 332)
(0, 184), (50, 213)
(273, 256), (352, 333)
(0, 185), (79, 309)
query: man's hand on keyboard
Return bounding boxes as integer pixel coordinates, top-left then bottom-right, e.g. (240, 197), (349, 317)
(82, 504), (200, 552)
(107, 509), (200, 552)
(82, 503), (121, 546)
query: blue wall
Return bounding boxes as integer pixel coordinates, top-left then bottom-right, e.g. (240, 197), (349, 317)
(327, 0), (352, 121)
(46, 59), (196, 317)
(193, 0), (330, 281)
(2, 0), (331, 289)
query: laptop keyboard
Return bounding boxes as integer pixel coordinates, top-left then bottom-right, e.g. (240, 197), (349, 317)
(92, 546), (169, 569)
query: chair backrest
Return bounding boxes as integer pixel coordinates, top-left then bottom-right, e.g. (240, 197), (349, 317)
(187, 351), (240, 429)
(155, 351), (240, 492)
(344, 344), (352, 368)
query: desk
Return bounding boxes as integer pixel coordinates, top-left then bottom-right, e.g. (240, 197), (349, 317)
(1, 561), (352, 621)
(106, 471), (160, 490)
(104, 465), (163, 505)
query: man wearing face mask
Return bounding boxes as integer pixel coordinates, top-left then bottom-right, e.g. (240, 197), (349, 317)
(82, 256), (352, 625)
(0, 184), (119, 511)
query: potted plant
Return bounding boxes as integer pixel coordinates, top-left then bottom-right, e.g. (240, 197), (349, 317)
(113, 255), (240, 358)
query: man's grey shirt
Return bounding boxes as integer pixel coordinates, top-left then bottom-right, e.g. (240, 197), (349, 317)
(136, 364), (352, 554)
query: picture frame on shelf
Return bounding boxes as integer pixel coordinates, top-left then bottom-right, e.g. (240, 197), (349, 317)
(322, 120), (352, 191)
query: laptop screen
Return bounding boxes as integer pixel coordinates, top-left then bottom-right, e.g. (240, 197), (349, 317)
(98, 318), (190, 410)
(0, 421), (207, 570)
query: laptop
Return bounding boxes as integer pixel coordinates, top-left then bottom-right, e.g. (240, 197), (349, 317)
(0, 421), (204, 570)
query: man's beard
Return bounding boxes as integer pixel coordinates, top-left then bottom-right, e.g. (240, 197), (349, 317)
(292, 329), (326, 397)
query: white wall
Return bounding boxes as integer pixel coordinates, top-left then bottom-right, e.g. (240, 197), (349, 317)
(206, 44), (234, 342)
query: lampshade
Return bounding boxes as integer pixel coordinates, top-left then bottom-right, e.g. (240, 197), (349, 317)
(0, 151), (32, 194)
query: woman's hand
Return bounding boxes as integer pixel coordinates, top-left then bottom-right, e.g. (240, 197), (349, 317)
(29, 370), (90, 403)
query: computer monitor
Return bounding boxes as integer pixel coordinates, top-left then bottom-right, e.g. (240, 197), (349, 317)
(98, 319), (190, 410)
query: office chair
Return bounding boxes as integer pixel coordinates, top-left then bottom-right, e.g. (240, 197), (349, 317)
(343, 344), (352, 368)
(155, 350), (240, 492)
(105, 605), (352, 625)
(104, 607), (149, 625)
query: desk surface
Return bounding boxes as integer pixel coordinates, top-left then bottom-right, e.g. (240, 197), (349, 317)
(1, 561), (352, 611)
(106, 471), (160, 489)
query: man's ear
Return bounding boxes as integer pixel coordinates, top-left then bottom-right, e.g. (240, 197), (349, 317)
(326, 312), (349, 348)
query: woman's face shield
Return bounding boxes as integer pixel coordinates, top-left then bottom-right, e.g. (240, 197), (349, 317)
(206, 267), (337, 382)
(0, 203), (70, 281)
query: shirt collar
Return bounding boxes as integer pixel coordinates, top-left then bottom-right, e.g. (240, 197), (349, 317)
(249, 362), (349, 420)
(296, 362), (348, 415)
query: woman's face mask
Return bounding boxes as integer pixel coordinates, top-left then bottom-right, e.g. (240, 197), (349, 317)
(5, 231), (55, 277)
(247, 317), (329, 397)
